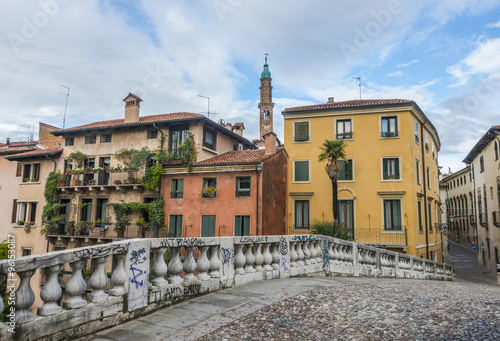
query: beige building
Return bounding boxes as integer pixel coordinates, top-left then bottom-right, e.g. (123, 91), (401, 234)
(463, 125), (500, 274)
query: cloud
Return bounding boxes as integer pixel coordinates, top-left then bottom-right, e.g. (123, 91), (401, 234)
(387, 71), (403, 77)
(397, 59), (419, 67)
(485, 20), (500, 28)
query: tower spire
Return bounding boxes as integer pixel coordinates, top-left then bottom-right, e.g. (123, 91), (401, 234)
(258, 53), (274, 143)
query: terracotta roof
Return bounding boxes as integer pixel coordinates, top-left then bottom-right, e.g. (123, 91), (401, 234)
(6, 147), (62, 160)
(283, 99), (413, 113)
(197, 148), (283, 166)
(0, 141), (38, 148)
(463, 126), (500, 164)
(0, 142), (39, 156)
(123, 93), (143, 102)
(53, 112), (204, 134)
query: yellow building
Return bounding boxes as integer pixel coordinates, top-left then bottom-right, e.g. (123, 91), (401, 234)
(283, 98), (442, 261)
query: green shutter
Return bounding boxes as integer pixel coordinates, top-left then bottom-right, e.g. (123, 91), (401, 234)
(243, 216), (250, 236)
(202, 215), (216, 237)
(395, 158), (400, 179)
(346, 160), (353, 180)
(393, 200), (401, 230)
(178, 179), (184, 198)
(234, 216), (242, 236)
(169, 216), (183, 237)
(428, 204), (432, 232)
(418, 201), (422, 232)
(338, 160), (346, 180)
(383, 159), (388, 179)
(295, 161), (309, 181)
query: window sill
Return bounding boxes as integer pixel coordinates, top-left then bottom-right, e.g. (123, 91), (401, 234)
(380, 135), (400, 140)
(293, 181), (311, 184)
(338, 179), (355, 183)
(21, 181), (40, 185)
(381, 179), (402, 182)
(293, 140), (311, 144)
(202, 146), (218, 155)
(382, 230), (404, 234)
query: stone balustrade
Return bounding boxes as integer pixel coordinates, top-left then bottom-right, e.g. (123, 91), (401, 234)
(0, 235), (454, 340)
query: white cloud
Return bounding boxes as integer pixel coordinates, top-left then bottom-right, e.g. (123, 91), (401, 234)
(397, 59), (419, 67)
(486, 20), (500, 28)
(387, 71), (403, 77)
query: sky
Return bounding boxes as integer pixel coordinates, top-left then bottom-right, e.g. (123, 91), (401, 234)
(1, 0), (500, 173)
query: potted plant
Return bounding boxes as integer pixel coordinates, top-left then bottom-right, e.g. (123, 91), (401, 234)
(24, 178), (31, 183)
(67, 220), (75, 235)
(114, 179), (122, 185)
(136, 218), (153, 237)
(114, 222), (126, 238)
(16, 220), (25, 226)
(24, 221), (34, 233)
(93, 167), (104, 172)
(75, 221), (91, 235)
(201, 186), (218, 198)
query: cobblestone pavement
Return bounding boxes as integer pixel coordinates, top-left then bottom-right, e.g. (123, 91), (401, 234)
(198, 280), (500, 341)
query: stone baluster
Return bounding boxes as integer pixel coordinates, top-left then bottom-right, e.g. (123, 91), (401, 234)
(263, 243), (273, 271)
(289, 242), (297, 267)
(332, 244), (340, 264)
(296, 242), (304, 266)
(38, 264), (63, 316)
(15, 270), (36, 324)
(303, 241), (310, 265)
(358, 249), (364, 267)
(328, 242), (335, 264)
(244, 244), (256, 273)
(315, 241), (322, 263)
(234, 244), (246, 275)
(254, 243), (264, 271)
(0, 279), (3, 313)
(381, 254), (387, 268)
(183, 246), (197, 282)
(88, 256), (109, 302)
(209, 245), (221, 278)
(271, 243), (280, 270)
(308, 241), (316, 264)
(110, 253), (127, 295)
(151, 247), (168, 286)
(197, 246), (211, 281)
(346, 246), (354, 263)
(63, 260), (87, 309)
(168, 247), (184, 284)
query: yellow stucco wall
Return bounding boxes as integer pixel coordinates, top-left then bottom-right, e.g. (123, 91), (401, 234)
(284, 104), (442, 260)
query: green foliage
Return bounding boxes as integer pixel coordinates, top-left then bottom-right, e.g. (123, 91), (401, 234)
(311, 220), (353, 241)
(178, 133), (197, 173)
(114, 147), (151, 177)
(109, 194), (165, 232)
(142, 163), (163, 191)
(42, 171), (64, 233)
(318, 139), (348, 178)
(0, 240), (10, 322)
(67, 151), (88, 168)
(201, 186), (218, 198)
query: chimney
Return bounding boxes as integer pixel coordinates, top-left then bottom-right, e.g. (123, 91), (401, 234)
(232, 122), (245, 136)
(328, 97), (334, 103)
(263, 132), (277, 156)
(123, 93), (142, 123)
(6, 138), (10, 145)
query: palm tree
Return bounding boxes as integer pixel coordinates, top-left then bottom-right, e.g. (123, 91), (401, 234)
(318, 139), (348, 220)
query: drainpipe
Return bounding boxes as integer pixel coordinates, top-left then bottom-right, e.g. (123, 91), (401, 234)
(420, 122), (430, 260)
(45, 154), (57, 172)
(255, 164), (262, 236)
(152, 123), (166, 237)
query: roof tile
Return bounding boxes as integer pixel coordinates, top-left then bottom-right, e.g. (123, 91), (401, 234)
(283, 99), (413, 112)
(197, 149), (282, 166)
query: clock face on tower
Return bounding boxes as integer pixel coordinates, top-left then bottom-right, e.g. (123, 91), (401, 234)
(263, 108), (270, 119)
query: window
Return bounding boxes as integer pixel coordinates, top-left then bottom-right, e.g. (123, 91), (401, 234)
(336, 119), (352, 139)
(16, 202), (37, 224)
(416, 160), (421, 185)
(32, 163), (40, 181)
(201, 215), (216, 237)
(22, 248), (32, 256)
(431, 141), (435, 159)
(100, 134), (112, 143)
(234, 215), (250, 236)
(414, 121), (419, 144)
(236, 177), (251, 197)
(381, 116), (398, 137)
(170, 125), (190, 154)
(95, 199), (108, 223)
(294, 121), (309, 142)
(85, 135), (97, 144)
(295, 200), (309, 229)
(428, 203), (433, 233)
(147, 130), (158, 139)
(169, 215), (183, 237)
(171, 179), (184, 198)
(426, 168), (431, 189)
(263, 108), (270, 119)
(202, 178), (217, 198)
(80, 199), (92, 222)
(480, 155), (484, 172)
(17, 202), (27, 223)
(65, 137), (74, 146)
(203, 128), (217, 150)
(418, 201), (423, 233)
(382, 158), (400, 180)
(16, 163), (22, 177)
(11, 199), (17, 223)
(294, 160), (310, 182)
(495, 141), (499, 161)
(383, 199), (401, 230)
(425, 132), (429, 152)
(338, 200), (354, 238)
(338, 159), (353, 181)
(22, 164), (31, 182)
(29, 202), (37, 223)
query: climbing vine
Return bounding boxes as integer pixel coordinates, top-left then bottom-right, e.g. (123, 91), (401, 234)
(108, 194), (165, 232)
(41, 171), (64, 232)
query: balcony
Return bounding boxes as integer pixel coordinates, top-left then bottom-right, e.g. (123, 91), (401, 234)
(479, 213), (488, 227)
(355, 227), (408, 249)
(493, 211), (500, 227)
(58, 170), (148, 193)
(380, 131), (399, 138)
(469, 214), (477, 226)
(336, 132), (353, 140)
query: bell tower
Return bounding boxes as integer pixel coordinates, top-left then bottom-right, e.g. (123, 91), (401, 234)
(258, 54), (274, 140)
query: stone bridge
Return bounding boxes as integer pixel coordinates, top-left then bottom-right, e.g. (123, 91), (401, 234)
(0, 235), (454, 340)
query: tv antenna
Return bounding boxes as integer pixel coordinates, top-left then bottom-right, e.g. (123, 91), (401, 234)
(20, 124), (34, 142)
(198, 94), (218, 119)
(353, 77), (361, 100)
(59, 85), (70, 129)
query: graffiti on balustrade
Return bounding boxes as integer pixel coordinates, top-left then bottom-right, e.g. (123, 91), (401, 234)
(159, 238), (205, 248)
(220, 247), (234, 276)
(279, 237), (288, 256)
(165, 286), (182, 299)
(151, 289), (161, 302)
(322, 239), (329, 271)
(72, 243), (128, 259)
(129, 248), (147, 266)
(239, 236), (268, 244)
(291, 235), (316, 242)
(281, 258), (288, 271)
(184, 283), (201, 295)
(129, 265), (145, 289)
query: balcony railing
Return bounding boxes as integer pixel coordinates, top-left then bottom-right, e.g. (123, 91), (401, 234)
(469, 214), (477, 226)
(336, 132), (353, 139)
(294, 135), (309, 142)
(492, 211), (500, 227)
(479, 213), (488, 227)
(380, 131), (399, 138)
(356, 227), (408, 247)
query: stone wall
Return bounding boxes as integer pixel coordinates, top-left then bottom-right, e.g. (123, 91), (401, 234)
(0, 235), (455, 340)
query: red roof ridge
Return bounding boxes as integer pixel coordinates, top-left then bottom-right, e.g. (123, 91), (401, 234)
(283, 99), (413, 112)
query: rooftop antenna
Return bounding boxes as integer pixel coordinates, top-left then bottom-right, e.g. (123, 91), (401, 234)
(353, 77), (361, 100)
(59, 85), (70, 129)
(20, 124), (34, 142)
(198, 95), (218, 119)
